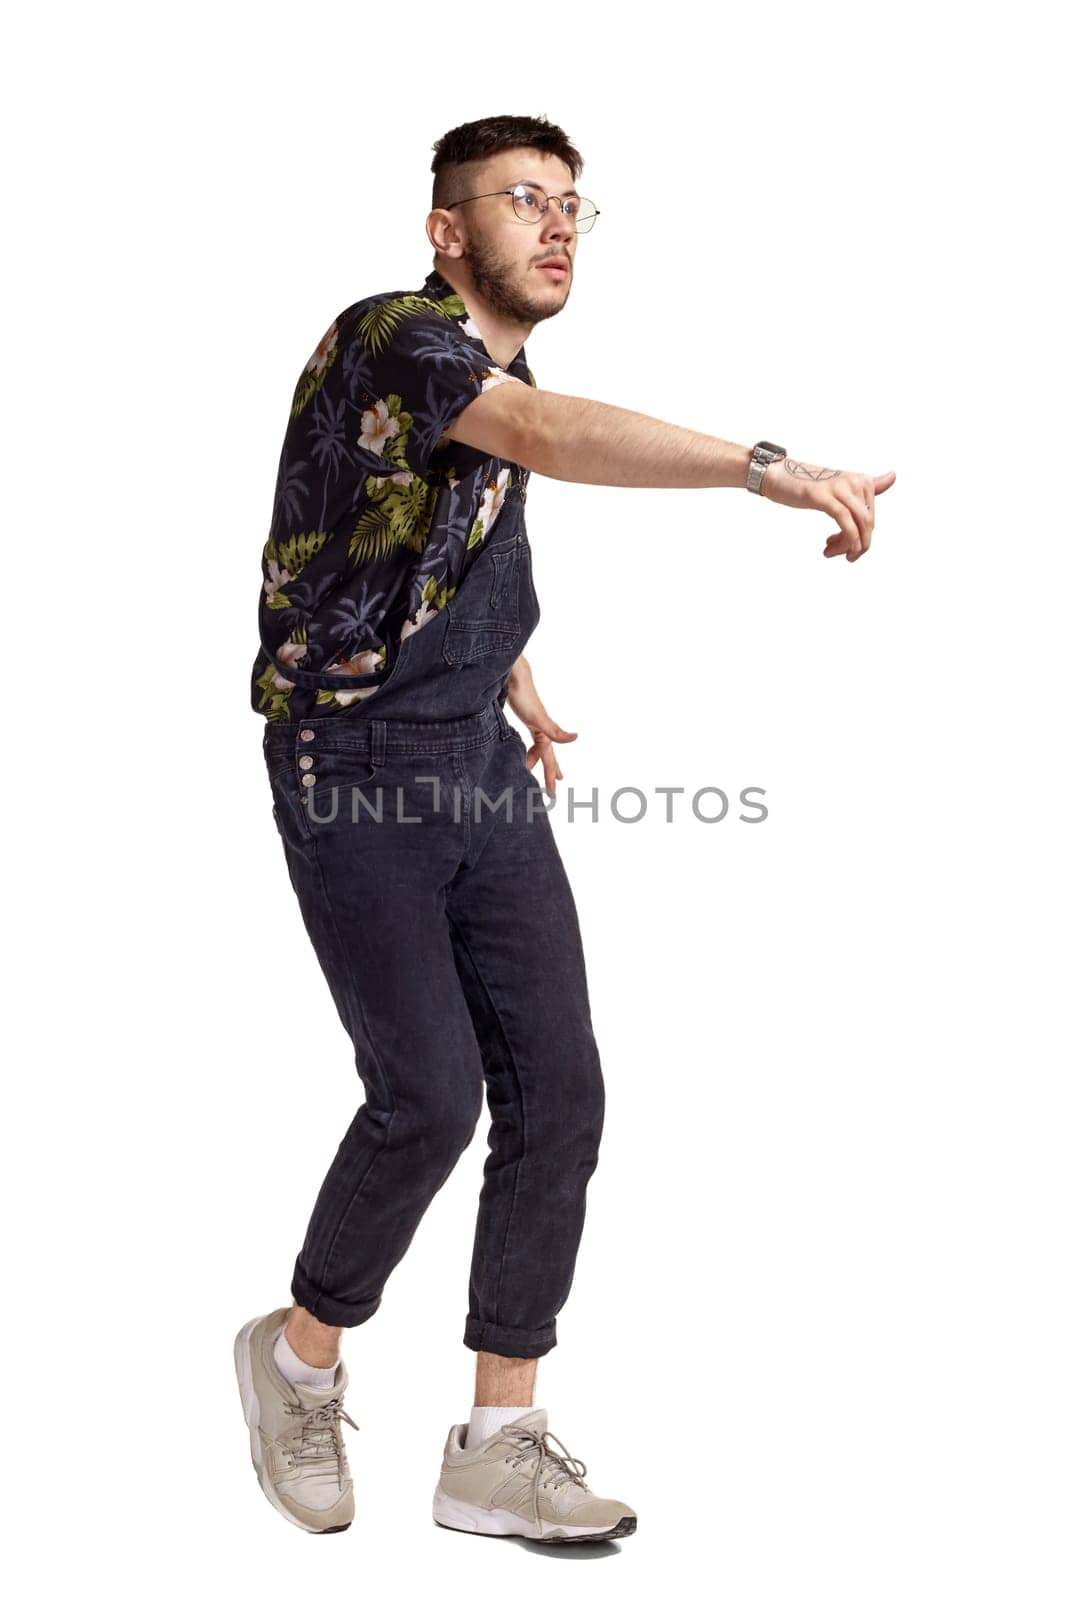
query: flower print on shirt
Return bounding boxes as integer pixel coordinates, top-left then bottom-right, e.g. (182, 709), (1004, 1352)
(358, 398), (401, 458)
(468, 468), (511, 551)
(252, 268), (534, 723)
(479, 366), (523, 393)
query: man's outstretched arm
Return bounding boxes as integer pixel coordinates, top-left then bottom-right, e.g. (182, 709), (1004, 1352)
(451, 383), (752, 489)
(446, 382), (896, 560)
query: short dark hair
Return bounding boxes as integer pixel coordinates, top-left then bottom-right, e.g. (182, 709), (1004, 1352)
(430, 113), (585, 213)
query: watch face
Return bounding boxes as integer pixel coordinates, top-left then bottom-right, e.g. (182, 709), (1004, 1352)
(755, 439), (787, 458)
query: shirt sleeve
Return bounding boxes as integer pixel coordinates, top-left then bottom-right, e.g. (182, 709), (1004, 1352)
(345, 305), (524, 481)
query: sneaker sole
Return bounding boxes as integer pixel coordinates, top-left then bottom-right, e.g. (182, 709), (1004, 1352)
(432, 1486), (636, 1543)
(233, 1315), (352, 1535)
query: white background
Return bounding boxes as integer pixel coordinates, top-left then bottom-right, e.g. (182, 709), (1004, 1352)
(6, 1), (1063, 1595)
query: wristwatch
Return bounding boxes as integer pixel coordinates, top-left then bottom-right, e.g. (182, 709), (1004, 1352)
(746, 439), (788, 495)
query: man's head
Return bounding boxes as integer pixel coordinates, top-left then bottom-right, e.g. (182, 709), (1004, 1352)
(428, 113), (588, 327)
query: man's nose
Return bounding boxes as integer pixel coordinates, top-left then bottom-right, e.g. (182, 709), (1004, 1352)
(541, 203), (576, 247)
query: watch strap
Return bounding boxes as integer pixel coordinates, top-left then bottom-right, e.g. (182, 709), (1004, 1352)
(747, 439), (787, 494)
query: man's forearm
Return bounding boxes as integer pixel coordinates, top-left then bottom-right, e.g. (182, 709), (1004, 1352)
(520, 388), (752, 490)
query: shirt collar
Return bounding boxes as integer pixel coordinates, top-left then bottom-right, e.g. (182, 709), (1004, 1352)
(422, 266), (469, 321)
(422, 266), (531, 383)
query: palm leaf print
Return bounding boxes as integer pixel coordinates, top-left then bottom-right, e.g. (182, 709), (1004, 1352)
(350, 470), (435, 566)
(349, 483), (434, 563)
(273, 450), (311, 528)
(271, 529), (331, 576)
(421, 573), (456, 611)
(366, 469), (432, 521)
(254, 662), (293, 720)
(347, 504), (406, 563)
(377, 395), (417, 472)
(264, 529), (332, 608)
(357, 293), (463, 358)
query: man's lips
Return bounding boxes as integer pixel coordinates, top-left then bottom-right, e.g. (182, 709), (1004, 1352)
(537, 261), (570, 280)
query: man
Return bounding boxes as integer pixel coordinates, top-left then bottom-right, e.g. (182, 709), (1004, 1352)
(235, 113), (895, 1544)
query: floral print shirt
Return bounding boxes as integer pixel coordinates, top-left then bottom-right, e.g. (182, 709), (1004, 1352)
(250, 266), (535, 722)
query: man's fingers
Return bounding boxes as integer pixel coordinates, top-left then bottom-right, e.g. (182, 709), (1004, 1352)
(542, 751), (562, 796)
(830, 497), (861, 553)
(819, 470), (890, 558)
(524, 732), (564, 795)
(837, 485), (873, 553)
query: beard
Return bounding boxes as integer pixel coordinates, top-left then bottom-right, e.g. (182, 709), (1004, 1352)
(463, 231), (568, 325)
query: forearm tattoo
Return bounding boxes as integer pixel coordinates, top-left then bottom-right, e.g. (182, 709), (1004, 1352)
(784, 457), (840, 482)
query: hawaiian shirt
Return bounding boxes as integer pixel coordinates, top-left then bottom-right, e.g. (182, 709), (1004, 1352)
(250, 266), (536, 722)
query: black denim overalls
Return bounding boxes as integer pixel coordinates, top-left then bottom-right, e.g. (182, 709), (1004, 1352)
(262, 482), (605, 1359)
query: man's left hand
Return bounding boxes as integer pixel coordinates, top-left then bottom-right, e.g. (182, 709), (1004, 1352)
(505, 656), (577, 798)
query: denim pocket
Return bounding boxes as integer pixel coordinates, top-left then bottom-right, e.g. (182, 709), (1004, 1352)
(442, 545), (524, 666)
(301, 745), (384, 804)
(264, 733), (384, 827)
(489, 544), (522, 619)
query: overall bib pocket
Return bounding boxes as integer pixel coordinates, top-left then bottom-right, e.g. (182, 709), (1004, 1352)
(442, 539), (525, 667)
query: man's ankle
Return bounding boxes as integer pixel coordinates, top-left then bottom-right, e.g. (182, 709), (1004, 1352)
(284, 1305), (342, 1367)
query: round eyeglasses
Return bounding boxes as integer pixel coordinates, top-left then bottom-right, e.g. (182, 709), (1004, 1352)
(446, 182), (600, 233)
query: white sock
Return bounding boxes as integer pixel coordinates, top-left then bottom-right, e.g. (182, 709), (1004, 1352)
(272, 1326), (339, 1390)
(465, 1404), (537, 1452)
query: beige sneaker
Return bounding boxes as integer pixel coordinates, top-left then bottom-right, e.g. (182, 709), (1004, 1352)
(432, 1408), (637, 1543)
(233, 1305), (358, 1533)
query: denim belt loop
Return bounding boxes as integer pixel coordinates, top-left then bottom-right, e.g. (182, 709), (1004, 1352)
(371, 718), (388, 766)
(492, 699), (510, 741)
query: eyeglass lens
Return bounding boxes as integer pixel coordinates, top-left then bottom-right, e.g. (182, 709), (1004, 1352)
(512, 183), (597, 232)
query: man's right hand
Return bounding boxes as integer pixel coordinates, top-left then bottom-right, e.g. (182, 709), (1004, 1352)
(760, 458), (897, 562)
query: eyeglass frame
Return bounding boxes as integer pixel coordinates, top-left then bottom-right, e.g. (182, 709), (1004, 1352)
(443, 183), (600, 231)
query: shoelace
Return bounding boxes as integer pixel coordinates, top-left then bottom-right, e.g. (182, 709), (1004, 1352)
(282, 1395), (360, 1486)
(499, 1422), (590, 1537)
